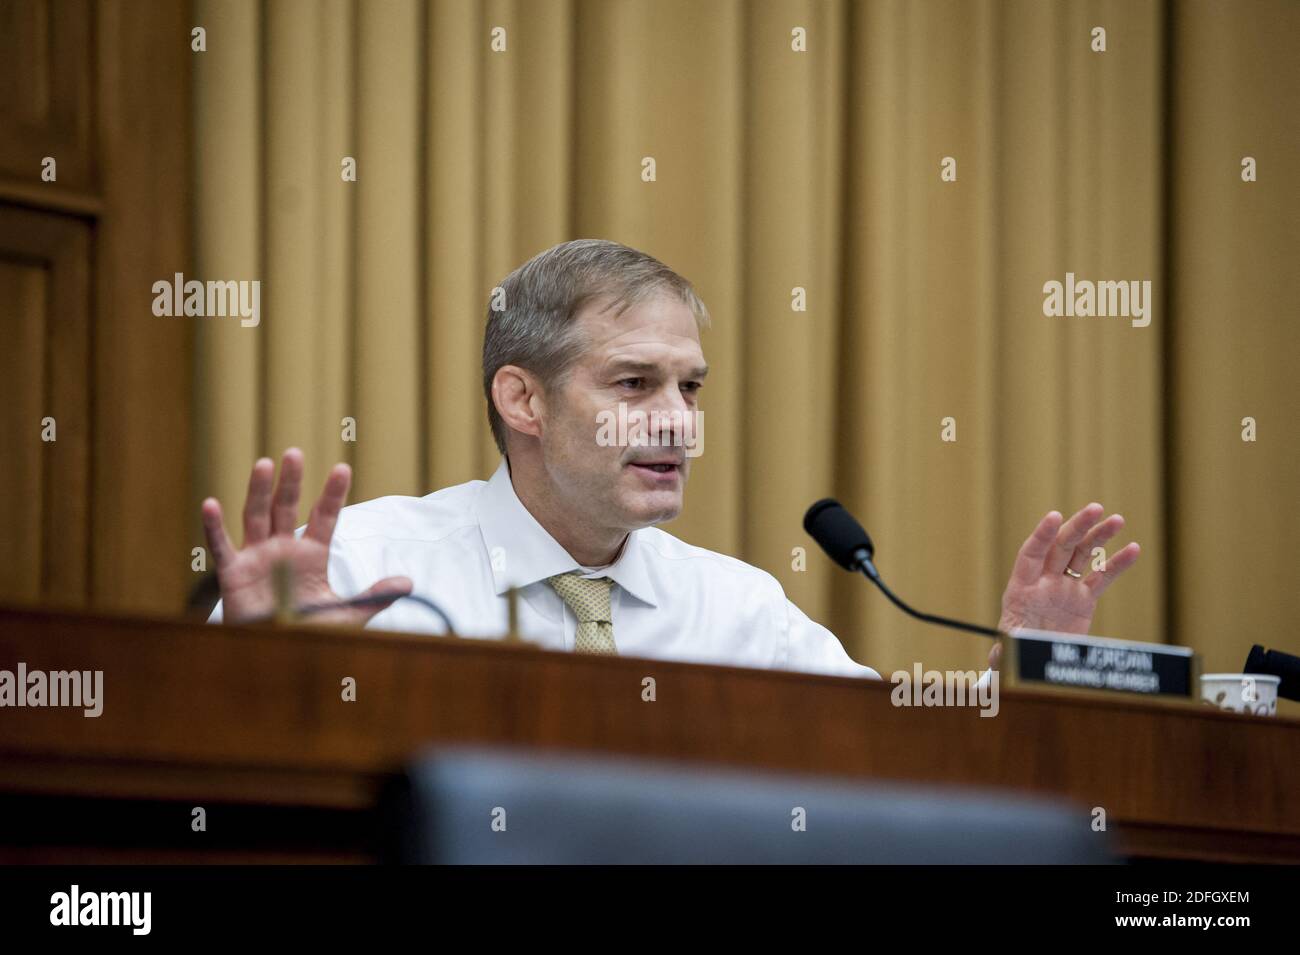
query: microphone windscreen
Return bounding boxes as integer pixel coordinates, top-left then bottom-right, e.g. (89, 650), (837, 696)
(803, 498), (874, 571)
(1244, 644), (1300, 702)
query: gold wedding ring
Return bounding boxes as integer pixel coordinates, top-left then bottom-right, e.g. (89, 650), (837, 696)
(1063, 567), (1084, 579)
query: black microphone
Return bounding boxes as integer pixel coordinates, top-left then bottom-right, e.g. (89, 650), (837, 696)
(803, 498), (1003, 639)
(1244, 644), (1300, 702)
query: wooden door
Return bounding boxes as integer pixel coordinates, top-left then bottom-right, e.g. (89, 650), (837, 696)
(0, 0), (192, 612)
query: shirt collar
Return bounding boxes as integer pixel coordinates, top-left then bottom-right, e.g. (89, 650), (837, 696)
(475, 459), (659, 608)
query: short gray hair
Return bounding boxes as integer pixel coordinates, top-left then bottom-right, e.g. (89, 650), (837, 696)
(482, 239), (710, 455)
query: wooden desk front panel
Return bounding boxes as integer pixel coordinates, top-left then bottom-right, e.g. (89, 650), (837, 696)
(0, 607), (1296, 862)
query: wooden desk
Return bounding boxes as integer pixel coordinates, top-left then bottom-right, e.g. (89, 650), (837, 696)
(0, 606), (1296, 863)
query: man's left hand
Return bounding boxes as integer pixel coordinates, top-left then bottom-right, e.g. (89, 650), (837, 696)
(988, 503), (1140, 669)
(999, 501), (1139, 633)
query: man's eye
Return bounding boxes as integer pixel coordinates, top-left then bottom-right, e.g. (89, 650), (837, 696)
(617, 378), (644, 389)
(681, 381), (702, 393)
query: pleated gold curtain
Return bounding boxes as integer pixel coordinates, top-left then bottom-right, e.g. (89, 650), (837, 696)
(193, 0), (1299, 678)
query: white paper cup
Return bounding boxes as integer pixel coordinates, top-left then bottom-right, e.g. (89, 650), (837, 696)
(1200, 673), (1279, 717)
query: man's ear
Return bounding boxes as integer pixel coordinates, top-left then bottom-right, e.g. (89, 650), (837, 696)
(492, 365), (545, 441)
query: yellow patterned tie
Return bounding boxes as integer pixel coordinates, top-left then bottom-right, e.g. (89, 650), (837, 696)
(546, 573), (617, 655)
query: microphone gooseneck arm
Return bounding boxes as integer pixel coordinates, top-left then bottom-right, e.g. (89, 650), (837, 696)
(853, 547), (1004, 639)
(245, 591), (457, 635)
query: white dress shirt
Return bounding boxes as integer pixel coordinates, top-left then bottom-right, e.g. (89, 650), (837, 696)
(211, 461), (881, 680)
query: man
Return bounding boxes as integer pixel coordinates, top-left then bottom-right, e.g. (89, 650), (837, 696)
(204, 239), (1140, 677)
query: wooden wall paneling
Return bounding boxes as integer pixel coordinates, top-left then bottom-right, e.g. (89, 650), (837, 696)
(0, 0), (96, 191)
(0, 206), (92, 605)
(0, 0), (192, 613)
(0, 249), (49, 601)
(90, 0), (192, 613)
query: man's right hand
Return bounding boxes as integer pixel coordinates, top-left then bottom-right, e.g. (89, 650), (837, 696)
(200, 447), (412, 625)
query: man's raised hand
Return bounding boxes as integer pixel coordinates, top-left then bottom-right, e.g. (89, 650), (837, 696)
(200, 448), (412, 624)
(997, 502), (1140, 637)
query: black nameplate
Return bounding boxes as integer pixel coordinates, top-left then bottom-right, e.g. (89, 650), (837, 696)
(1007, 629), (1196, 699)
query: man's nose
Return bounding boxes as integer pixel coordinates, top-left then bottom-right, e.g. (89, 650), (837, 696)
(648, 385), (693, 445)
